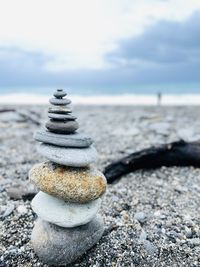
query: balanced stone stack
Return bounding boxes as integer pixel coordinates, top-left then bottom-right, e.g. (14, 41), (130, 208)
(29, 89), (107, 266)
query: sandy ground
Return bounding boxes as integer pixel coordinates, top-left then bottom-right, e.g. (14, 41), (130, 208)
(0, 105), (200, 267)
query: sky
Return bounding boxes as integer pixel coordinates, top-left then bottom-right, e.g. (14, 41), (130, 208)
(0, 0), (200, 93)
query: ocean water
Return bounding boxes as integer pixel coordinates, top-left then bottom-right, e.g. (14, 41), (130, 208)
(0, 82), (200, 95)
(1, 83), (200, 105)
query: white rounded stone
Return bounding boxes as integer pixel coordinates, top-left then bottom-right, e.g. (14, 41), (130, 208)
(37, 143), (98, 167)
(31, 191), (101, 228)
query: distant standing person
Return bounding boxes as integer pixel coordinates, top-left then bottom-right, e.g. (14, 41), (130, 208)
(157, 91), (162, 106)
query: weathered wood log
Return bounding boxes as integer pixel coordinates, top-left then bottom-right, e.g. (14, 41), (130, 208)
(0, 108), (16, 113)
(18, 112), (41, 126)
(104, 140), (200, 183)
(0, 109), (40, 125)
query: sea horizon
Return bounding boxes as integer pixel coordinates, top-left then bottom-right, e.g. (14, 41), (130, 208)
(0, 83), (200, 105)
(1, 92), (200, 105)
(1, 82), (200, 96)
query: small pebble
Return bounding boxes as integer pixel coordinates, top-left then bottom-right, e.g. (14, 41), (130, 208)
(0, 204), (15, 218)
(134, 212), (147, 223)
(17, 205), (27, 214)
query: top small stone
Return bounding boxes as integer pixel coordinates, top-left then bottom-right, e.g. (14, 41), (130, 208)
(53, 89), (67, 99)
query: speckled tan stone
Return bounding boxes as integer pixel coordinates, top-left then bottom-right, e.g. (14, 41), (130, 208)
(29, 161), (107, 203)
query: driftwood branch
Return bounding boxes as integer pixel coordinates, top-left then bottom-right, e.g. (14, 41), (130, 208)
(0, 109), (40, 125)
(104, 140), (200, 184)
(0, 108), (16, 113)
(18, 112), (41, 126)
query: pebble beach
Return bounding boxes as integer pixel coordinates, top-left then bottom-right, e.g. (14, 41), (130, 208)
(0, 105), (200, 267)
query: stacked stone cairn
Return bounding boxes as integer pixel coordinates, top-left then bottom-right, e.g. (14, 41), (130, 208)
(29, 89), (107, 266)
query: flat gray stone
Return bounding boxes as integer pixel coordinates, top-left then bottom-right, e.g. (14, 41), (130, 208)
(32, 191), (101, 227)
(31, 215), (104, 266)
(48, 106), (72, 114)
(38, 144), (98, 167)
(6, 181), (38, 200)
(48, 113), (76, 121)
(34, 130), (93, 148)
(49, 98), (71, 105)
(46, 120), (79, 134)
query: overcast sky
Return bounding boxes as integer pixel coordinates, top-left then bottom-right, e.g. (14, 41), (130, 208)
(0, 0), (200, 92)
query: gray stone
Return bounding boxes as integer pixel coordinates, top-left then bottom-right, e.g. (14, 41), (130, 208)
(6, 181), (38, 200)
(48, 106), (72, 114)
(31, 215), (104, 266)
(0, 204), (15, 219)
(17, 205), (28, 214)
(143, 240), (158, 255)
(188, 238), (200, 247)
(49, 98), (71, 105)
(53, 89), (67, 98)
(37, 144), (98, 167)
(32, 191), (101, 227)
(139, 229), (147, 241)
(48, 113), (76, 121)
(34, 130), (93, 148)
(134, 212), (147, 223)
(184, 226), (193, 238)
(45, 120), (79, 134)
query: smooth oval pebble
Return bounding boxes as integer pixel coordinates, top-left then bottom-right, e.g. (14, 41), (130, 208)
(48, 113), (76, 120)
(29, 162), (107, 203)
(34, 130), (93, 148)
(32, 191), (101, 227)
(31, 216), (104, 266)
(45, 120), (79, 134)
(38, 144), (98, 167)
(48, 106), (72, 114)
(49, 97), (71, 105)
(53, 89), (67, 98)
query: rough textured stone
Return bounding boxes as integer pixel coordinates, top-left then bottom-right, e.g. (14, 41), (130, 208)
(48, 113), (76, 120)
(34, 130), (93, 148)
(48, 106), (72, 114)
(32, 191), (101, 227)
(31, 216), (104, 266)
(29, 162), (107, 203)
(45, 120), (79, 134)
(49, 98), (71, 105)
(37, 144), (98, 167)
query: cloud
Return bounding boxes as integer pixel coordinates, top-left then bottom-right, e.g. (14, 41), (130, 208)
(106, 11), (200, 84)
(0, 0), (200, 71)
(0, 47), (113, 91)
(109, 11), (200, 64)
(1, 9), (200, 93)
(0, 47), (52, 87)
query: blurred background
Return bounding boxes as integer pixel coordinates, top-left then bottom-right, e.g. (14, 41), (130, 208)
(0, 0), (200, 104)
